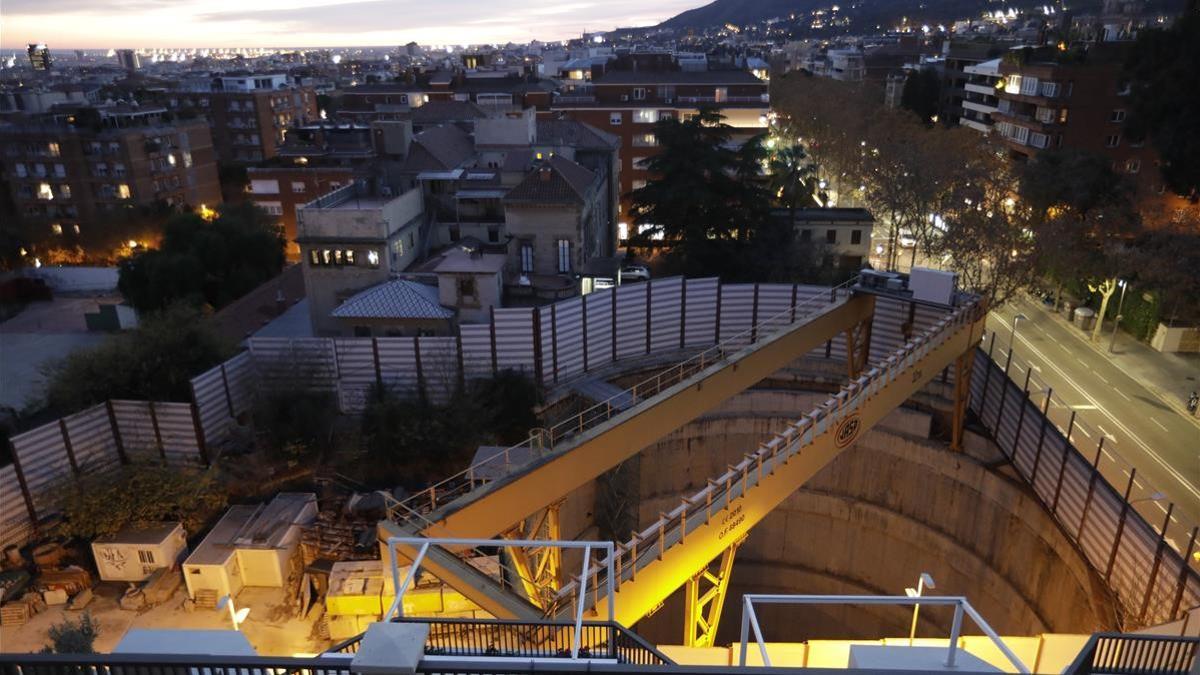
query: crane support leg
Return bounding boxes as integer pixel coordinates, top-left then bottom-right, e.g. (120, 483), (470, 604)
(683, 538), (743, 648)
(951, 349), (975, 452)
(845, 316), (872, 380)
(503, 502), (562, 608)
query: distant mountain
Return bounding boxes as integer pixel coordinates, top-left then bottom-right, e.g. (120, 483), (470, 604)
(659, 0), (815, 29)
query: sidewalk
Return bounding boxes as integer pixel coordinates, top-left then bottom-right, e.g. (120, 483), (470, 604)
(1022, 293), (1200, 426)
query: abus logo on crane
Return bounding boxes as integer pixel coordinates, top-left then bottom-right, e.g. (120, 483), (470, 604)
(834, 414), (862, 448)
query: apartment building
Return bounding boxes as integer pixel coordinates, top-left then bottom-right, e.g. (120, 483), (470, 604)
(940, 40), (1006, 127)
(155, 74), (318, 163)
(336, 73), (555, 121)
(958, 59), (1003, 134)
(0, 107), (221, 243)
(993, 44), (1193, 220)
(246, 165), (355, 258)
(550, 69), (768, 224)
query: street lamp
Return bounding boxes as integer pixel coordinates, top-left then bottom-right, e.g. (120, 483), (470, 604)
(905, 572), (936, 646)
(1009, 314), (1027, 355)
(217, 595), (250, 630)
(1108, 279), (1129, 354)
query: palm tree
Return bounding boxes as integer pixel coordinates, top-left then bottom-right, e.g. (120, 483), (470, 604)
(768, 143), (819, 227)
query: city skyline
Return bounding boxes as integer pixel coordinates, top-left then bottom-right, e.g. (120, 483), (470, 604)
(0, 0), (701, 50)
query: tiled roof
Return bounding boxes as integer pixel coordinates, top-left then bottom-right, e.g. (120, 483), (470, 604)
(402, 125), (475, 172)
(410, 100), (488, 124)
(331, 280), (454, 320)
(536, 119), (619, 150)
(505, 155), (596, 205)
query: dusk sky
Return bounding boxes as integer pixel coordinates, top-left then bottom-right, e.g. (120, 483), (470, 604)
(1, 0), (704, 50)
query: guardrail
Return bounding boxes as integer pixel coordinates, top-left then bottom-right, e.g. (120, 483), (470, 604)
(384, 279), (858, 530)
(550, 299), (983, 615)
(1062, 633), (1198, 675)
(323, 617), (673, 665)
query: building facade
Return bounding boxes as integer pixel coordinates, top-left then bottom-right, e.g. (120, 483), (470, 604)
(246, 166), (355, 258)
(0, 111), (221, 244)
(296, 183), (424, 335)
(550, 69), (769, 226)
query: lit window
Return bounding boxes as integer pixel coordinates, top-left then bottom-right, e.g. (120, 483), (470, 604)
(182, 151), (193, 168)
(556, 239), (571, 273)
(50, 223), (63, 235)
(59, 184), (71, 199)
(37, 183), (54, 200)
(367, 250), (380, 267)
(167, 153), (177, 166)
(393, 238), (404, 256)
(47, 142), (60, 157)
(1125, 159), (1140, 174)
(1104, 134), (1120, 148)
(291, 181), (306, 193)
(634, 109), (659, 124)
(117, 184), (131, 199)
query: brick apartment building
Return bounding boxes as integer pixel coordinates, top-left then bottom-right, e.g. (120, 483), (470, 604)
(994, 44), (1196, 224)
(549, 69), (769, 235)
(156, 74), (318, 163)
(0, 106), (221, 243)
(246, 166), (355, 258)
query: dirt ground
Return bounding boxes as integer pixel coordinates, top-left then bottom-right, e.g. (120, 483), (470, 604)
(0, 583), (325, 656)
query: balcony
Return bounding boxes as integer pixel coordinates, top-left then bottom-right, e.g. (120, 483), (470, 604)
(964, 82), (995, 96)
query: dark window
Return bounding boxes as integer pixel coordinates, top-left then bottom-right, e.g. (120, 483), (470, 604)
(520, 242), (534, 273)
(458, 277), (477, 298)
(850, 230), (862, 245)
(826, 229), (837, 244)
(488, 226), (499, 243)
(353, 326), (371, 337)
(557, 239), (571, 273)
(799, 229), (812, 242)
(449, 225), (461, 242)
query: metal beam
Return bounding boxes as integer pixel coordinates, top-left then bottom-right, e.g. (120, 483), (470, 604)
(583, 306), (985, 626)
(683, 537), (743, 647)
(420, 294), (876, 542)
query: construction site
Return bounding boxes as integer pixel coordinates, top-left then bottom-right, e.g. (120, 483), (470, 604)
(1, 270), (1196, 673)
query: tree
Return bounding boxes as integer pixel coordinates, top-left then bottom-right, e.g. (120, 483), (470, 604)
(900, 68), (942, 124)
(936, 141), (1038, 307)
(1126, 225), (1200, 325)
(43, 613), (99, 654)
(1124, 4), (1200, 199)
(118, 202), (285, 313)
(43, 304), (232, 414)
(1021, 149), (1141, 339)
(768, 142), (819, 223)
(49, 462), (227, 540)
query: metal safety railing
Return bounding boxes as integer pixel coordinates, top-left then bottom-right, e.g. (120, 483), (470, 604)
(736, 594), (1029, 673)
(1062, 632), (1198, 675)
(384, 279), (858, 530)
(550, 300), (984, 616)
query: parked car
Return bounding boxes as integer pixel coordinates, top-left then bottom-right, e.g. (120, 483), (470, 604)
(620, 263), (651, 282)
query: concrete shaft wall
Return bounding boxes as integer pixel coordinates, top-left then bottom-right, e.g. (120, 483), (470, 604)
(626, 388), (1117, 645)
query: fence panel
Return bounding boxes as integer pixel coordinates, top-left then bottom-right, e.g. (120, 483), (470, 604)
(683, 278), (719, 347)
(494, 308), (535, 376)
(153, 403), (203, 465)
(551, 298), (585, 383)
(9, 421), (73, 514)
(717, 284), (756, 344)
(61, 404), (119, 469)
(249, 338), (339, 391)
(584, 289), (616, 369)
(648, 278), (683, 353)
(459, 322), (494, 382)
(0, 465), (32, 549)
(614, 283), (649, 359)
(419, 337), (460, 403)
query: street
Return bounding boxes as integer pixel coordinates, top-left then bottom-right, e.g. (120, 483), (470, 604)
(987, 295), (1200, 550)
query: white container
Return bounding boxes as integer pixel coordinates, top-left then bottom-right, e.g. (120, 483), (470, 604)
(91, 522), (187, 583)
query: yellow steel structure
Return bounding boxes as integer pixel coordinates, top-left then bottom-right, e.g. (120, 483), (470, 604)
(503, 502), (563, 609)
(683, 537), (743, 647)
(558, 301), (985, 628)
(417, 294), (876, 543)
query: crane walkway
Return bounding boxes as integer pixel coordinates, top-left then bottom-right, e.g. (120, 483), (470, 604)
(388, 288), (871, 544)
(549, 300), (986, 627)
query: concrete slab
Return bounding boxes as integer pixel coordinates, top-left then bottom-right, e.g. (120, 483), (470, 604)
(848, 644), (1002, 672)
(352, 621), (430, 675)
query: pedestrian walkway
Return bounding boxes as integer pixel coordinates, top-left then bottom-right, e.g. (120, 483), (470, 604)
(1020, 293), (1200, 425)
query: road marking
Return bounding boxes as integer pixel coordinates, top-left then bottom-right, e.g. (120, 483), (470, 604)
(1030, 364), (1042, 372)
(1156, 501), (1168, 514)
(1098, 425), (1117, 441)
(1097, 375), (1109, 385)
(1116, 390), (1131, 402)
(994, 313), (1200, 501)
(1151, 417), (1168, 432)
(1073, 405), (1098, 410)
(1076, 425), (1092, 439)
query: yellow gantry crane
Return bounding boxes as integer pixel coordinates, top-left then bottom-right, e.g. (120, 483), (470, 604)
(384, 290), (985, 648)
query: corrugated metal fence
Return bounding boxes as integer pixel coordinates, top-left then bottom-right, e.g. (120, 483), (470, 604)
(969, 346), (1200, 628)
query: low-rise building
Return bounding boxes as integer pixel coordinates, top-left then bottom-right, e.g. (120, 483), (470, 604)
(296, 182), (424, 336)
(778, 207), (875, 269)
(246, 166), (355, 258)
